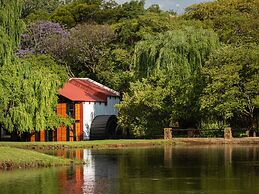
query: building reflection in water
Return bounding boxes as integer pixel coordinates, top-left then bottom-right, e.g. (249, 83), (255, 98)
(56, 150), (84, 194)
(55, 149), (118, 194)
(56, 146), (259, 194)
(83, 149), (118, 194)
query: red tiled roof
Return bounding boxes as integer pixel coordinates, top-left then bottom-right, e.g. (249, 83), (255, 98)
(59, 78), (120, 102)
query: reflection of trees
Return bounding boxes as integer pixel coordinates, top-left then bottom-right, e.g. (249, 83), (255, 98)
(113, 146), (259, 194)
(1, 146), (259, 194)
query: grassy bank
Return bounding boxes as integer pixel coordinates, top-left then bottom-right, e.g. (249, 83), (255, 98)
(0, 147), (72, 170)
(0, 139), (174, 150)
(1, 138), (259, 151)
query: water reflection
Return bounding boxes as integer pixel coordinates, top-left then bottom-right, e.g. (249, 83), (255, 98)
(83, 149), (119, 194)
(0, 145), (259, 194)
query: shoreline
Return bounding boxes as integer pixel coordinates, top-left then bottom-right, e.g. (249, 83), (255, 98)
(0, 147), (73, 170)
(1, 138), (259, 170)
(1, 138), (259, 150)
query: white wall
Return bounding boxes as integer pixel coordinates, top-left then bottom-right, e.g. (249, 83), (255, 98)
(83, 96), (120, 139)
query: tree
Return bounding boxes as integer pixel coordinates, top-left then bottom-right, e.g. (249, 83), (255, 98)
(184, 0), (259, 45)
(96, 48), (134, 93)
(18, 21), (69, 57)
(0, 55), (69, 132)
(147, 4), (161, 13)
(0, 0), (24, 66)
(54, 24), (114, 78)
(133, 27), (219, 79)
(0, 1), (69, 134)
(200, 45), (259, 129)
(115, 0), (145, 20)
(22, 0), (61, 16)
(50, 0), (146, 27)
(117, 28), (220, 137)
(22, 0), (62, 22)
(116, 73), (170, 137)
(51, 1), (101, 27)
(113, 12), (173, 47)
(20, 23), (115, 78)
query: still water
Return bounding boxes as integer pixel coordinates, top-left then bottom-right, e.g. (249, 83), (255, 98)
(0, 145), (259, 194)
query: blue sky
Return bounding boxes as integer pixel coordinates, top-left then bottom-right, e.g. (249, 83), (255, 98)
(116, 0), (213, 14)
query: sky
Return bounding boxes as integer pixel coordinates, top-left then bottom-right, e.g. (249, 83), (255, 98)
(116, 0), (213, 14)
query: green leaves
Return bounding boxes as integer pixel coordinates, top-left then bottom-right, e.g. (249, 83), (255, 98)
(116, 75), (170, 137)
(184, 0), (259, 45)
(0, 0), (24, 66)
(0, 55), (68, 132)
(117, 28), (220, 136)
(133, 27), (219, 79)
(201, 45), (259, 127)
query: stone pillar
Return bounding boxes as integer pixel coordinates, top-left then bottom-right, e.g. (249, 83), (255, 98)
(246, 130), (250, 137)
(187, 128), (197, 137)
(224, 127), (232, 139)
(164, 128), (172, 140)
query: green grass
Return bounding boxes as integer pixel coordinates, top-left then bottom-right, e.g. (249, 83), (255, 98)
(0, 147), (72, 170)
(0, 139), (174, 150)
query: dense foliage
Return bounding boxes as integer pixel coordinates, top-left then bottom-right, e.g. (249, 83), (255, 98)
(0, 0), (69, 134)
(117, 28), (220, 136)
(1, 0), (258, 137)
(0, 0), (24, 66)
(0, 56), (68, 132)
(184, 0), (259, 44)
(201, 45), (259, 129)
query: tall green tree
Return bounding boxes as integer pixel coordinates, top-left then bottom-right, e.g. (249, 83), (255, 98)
(184, 0), (259, 45)
(133, 27), (219, 78)
(117, 28), (220, 137)
(201, 45), (259, 129)
(0, 0), (69, 133)
(0, 0), (24, 66)
(22, 0), (61, 18)
(0, 56), (68, 132)
(47, 24), (115, 78)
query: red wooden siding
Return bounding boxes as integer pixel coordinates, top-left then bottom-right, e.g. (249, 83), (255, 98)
(30, 132), (36, 142)
(75, 103), (83, 141)
(40, 131), (45, 142)
(56, 103), (67, 141)
(29, 102), (83, 142)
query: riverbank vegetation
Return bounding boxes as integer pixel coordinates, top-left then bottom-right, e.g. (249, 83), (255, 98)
(0, 147), (71, 169)
(0, 0), (258, 138)
(0, 140), (171, 150)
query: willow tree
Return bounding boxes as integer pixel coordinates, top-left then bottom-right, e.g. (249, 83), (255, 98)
(133, 27), (219, 78)
(0, 1), (69, 133)
(117, 27), (220, 136)
(0, 56), (68, 132)
(0, 0), (24, 66)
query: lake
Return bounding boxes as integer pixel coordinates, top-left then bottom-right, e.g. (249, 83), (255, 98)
(0, 145), (259, 194)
